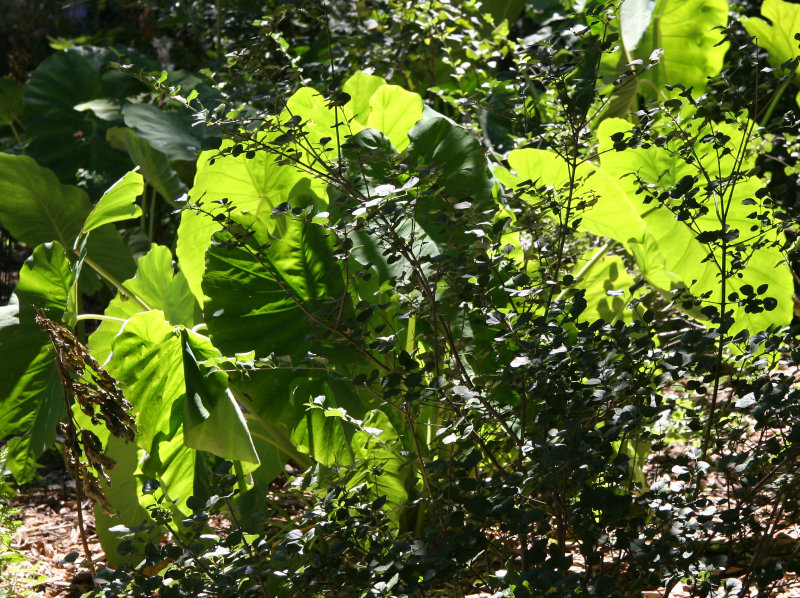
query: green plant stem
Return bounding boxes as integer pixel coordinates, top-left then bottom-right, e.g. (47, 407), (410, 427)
(248, 428), (312, 470)
(757, 76), (792, 127)
(74, 313), (127, 323)
(7, 120), (21, 144)
(544, 140), (579, 318)
(232, 461), (249, 497)
(81, 255), (151, 311)
(554, 239), (616, 303)
(403, 406), (435, 503)
(140, 187), (148, 235)
(233, 389), (313, 469)
(147, 185), (157, 245)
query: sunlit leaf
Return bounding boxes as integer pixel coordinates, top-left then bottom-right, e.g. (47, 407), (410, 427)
(82, 169), (143, 233)
(619, 0), (658, 51)
(597, 117), (793, 334)
(365, 84), (424, 151)
(89, 244), (197, 363)
(177, 138), (326, 305)
(180, 328), (259, 463)
(742, 0), (800, 70)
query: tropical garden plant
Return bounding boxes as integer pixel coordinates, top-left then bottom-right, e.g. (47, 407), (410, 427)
(0, 0), (799, 596)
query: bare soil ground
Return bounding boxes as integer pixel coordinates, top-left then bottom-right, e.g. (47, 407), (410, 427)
(8, 467), (102, 598)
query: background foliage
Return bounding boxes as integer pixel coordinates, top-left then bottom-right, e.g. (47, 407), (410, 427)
(1, 1), (800, 597)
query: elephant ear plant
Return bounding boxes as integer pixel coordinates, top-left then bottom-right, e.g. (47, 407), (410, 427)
(1, 1), (800, 597)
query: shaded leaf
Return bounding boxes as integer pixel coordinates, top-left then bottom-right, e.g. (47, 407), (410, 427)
(0, 243), (73, 482)
(0, 154), (135, 285)
(122, 104), (204, 162)
(22, 48), (136, 183)
(107, 126), (188, 204)
(202, 211), (344, 359)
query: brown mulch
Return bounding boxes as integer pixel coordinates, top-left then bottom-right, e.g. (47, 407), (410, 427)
(8, 466), (102, 598)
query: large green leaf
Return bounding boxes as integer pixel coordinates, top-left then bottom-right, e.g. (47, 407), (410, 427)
(599, 0), (728, 117)
(481, 0), (527, 25)
(107, 310), (185, 451)
(0, 243), (73, 482)
(285, 86), (363, 152)
(229, 370), (315, 469)
(71, 395), (154, 566)
(177, 75), (425, 306)
(619, 0), (658, 51)
(0, 339), (63, 484)
(180, 328), (259, 463)
(103, 310), (272, 518)
(627, 231), (682, 291)
(89, 244), (198, 363)
(742, 0), (800, 71)
(391, 117), (496, 280)
(494, 150), (663, 325)
(289, 379), (357, 468)
(349, 410), (409, 515)
(92, 434), (156, 567)
(572, 250), (639, 324)
(494, 148), (650, 252)
(0, 154), (135, 285)
(406, 117), (494, 205)
(597, 118), (793, 334)
(342, 71), (425, 151)
(635, 0), (729, 92)
(135, 426), (196, 517)
(107, 126), (188, 204)
(200, 206), (372, 474)
(202, 211), (344, 359)
(342, 71), (387, 123)
(22, 48), (137, 184)
(364, 85), (424, 152)
(103, 310), (198, 515)
(0, 154), (93, 248)
(82, 169), (143, 233)
(15, 243), (74, 314)
(122, 104), (205, 163)
(177, 140), (326, 305)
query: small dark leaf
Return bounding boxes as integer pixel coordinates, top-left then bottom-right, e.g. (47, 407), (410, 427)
(271, 202), (292, 217)
(142, 479), (160, 495)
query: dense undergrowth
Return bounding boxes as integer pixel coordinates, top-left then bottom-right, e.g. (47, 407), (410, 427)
(1, 0), (800, 596)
